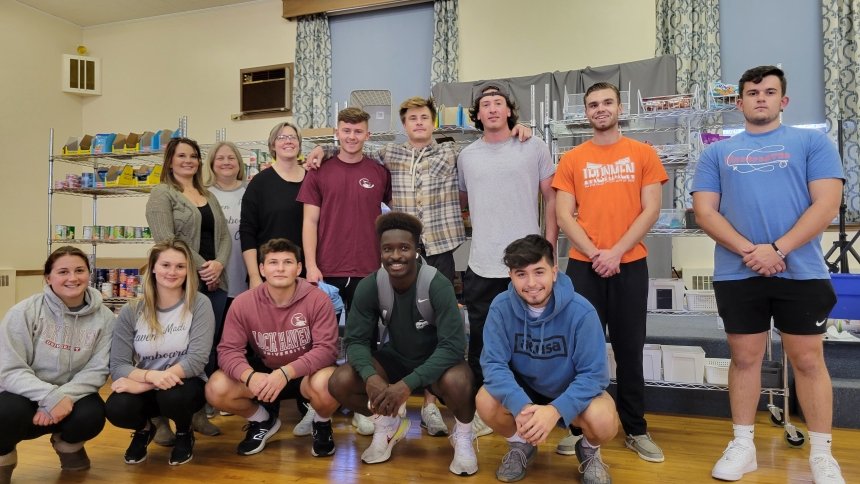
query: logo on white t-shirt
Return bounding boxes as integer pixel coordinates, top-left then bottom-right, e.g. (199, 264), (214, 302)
(359, 178), (375, 189)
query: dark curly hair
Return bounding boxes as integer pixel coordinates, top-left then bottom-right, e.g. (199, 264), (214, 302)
(375, 212), (423, 246)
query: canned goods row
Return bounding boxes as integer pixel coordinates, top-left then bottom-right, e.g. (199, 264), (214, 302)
(53, 225), (76, 240)
(99, 280), (143, 298)
(97, 268), (143, 298)
(81, 225), (152, 240)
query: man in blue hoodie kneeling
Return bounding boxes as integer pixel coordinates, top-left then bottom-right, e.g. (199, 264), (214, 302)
(476, 234), (619, 484)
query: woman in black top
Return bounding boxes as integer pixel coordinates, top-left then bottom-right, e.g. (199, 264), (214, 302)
(240, 122), (307, 288)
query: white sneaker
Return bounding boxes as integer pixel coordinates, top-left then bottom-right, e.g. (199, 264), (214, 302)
(293, 403), (315, 437)
(711, 439), (757, 481)
(361, 416), (411, 464)
(471, 412), (493, 438)
(421, 403), (449, 437)
(810, 454), (845, 484)
(448, 424), (477, 476)
(352, 413), (375, 436)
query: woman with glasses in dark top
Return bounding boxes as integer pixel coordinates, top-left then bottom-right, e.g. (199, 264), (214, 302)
(239, 122), (307, 288)
(145, 137), (229, 438)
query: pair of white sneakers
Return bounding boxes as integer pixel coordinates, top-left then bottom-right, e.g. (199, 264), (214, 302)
(712, 439), (845, 483)
(294, 402), (480, 476)
(362, 407), (478, 476)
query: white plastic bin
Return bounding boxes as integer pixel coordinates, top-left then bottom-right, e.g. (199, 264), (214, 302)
(662, 345), (706, 383)
(606, 343), (616, 379)
(643, 344), (663, 381)
(704, 358), (730, 385)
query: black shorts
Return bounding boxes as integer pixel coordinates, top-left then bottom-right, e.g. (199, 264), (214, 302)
(373, 349), (445, 400)
(511, 370), (566, 429)
(249, 357), (305, 402)
(713, 277), (836, 335)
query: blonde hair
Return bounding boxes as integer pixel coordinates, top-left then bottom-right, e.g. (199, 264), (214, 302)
(399, 97), (437, 123)
(139, 238), (199, 334)
(204, 141), (246, 186)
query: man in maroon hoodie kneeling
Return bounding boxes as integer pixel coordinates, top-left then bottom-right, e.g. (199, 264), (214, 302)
(205, 238), (340, 458)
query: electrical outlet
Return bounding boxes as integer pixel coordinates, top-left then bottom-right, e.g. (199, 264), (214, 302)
(716, 316), (724, 330)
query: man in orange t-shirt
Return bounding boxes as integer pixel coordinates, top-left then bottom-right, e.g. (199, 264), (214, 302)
(552, 82), (668, 464)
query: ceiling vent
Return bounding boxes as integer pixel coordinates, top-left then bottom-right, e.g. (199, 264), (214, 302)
(62, 54), (101, 96)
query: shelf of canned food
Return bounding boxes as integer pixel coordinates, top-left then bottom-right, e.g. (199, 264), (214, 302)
(53, 151), (165, 168)
(55, 238), (155, 245)
(53, 224), (152, 241)
(52, 186), (154, 197)
(102, 297), (136, 307)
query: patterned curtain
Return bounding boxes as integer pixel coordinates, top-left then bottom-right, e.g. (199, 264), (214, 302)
(822, 0), (860, 222)
(293, 14), (332, 129)
(655, 0), (720, 209)
(431, 0), (459, 86)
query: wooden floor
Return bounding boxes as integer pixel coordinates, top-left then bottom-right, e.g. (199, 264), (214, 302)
(12, 392), (859, 483)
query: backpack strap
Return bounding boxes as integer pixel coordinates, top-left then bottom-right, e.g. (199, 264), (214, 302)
(376, 266), (395, 326)
(376, 257), (438, 329)
(415, 261), (437, 326)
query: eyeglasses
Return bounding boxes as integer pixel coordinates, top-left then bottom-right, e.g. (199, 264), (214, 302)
(275, 134), (299, 142)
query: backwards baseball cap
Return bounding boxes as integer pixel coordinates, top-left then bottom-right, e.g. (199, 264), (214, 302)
(472, 82), (513, 103)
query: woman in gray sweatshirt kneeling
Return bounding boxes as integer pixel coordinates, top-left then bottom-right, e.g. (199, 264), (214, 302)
(0, 246), (116, 484)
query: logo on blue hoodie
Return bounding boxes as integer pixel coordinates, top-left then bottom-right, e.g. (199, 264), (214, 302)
(513, 333), (568, 360)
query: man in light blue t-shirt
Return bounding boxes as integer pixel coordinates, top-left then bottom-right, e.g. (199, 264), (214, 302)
(692, 65), (845, 484)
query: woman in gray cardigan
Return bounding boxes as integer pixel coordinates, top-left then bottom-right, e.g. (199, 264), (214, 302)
(145, 137), (229, 437)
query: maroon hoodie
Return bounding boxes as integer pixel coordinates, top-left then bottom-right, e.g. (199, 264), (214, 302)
(218, 278), (338, 382)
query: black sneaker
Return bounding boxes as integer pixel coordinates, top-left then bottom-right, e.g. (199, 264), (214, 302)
(311, 420), (335, 457)
(124, 426), (156, 464)
(168, 431), (195, 466)
(237, 414), (282, 456)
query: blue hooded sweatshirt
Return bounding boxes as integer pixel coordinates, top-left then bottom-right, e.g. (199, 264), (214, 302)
(480, 272), (608, 426)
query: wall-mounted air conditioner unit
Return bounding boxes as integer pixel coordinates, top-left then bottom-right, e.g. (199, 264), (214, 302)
(240, 63), (293, 115)
(62, 54), (101, 96)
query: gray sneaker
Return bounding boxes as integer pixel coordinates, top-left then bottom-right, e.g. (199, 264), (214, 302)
(153, 416), (175, 446)
(293, 403), (316, 437)
(556, 430), (581, 455)
(192, 408), (221, 436)
(575, 438), (612, 484)
(625, 433), (664, 463)
(495, 442), (536, 482)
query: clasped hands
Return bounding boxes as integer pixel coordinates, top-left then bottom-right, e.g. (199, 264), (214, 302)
(741, 243), (786, 277)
